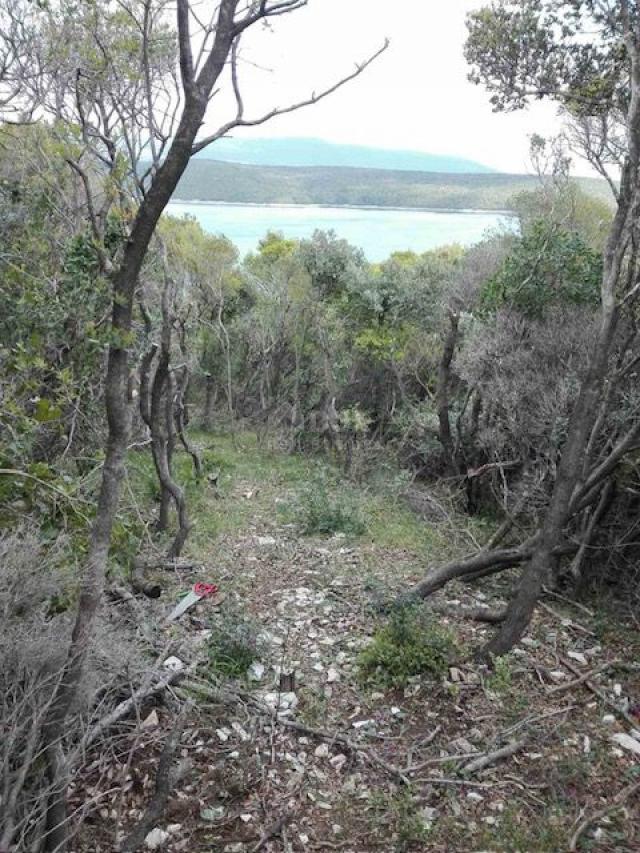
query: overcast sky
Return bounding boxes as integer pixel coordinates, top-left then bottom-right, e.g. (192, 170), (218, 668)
(201, 0), (572, 174)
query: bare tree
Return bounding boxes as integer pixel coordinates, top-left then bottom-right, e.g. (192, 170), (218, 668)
(399, 0), (640, 659)
(0, 2), (387, 848)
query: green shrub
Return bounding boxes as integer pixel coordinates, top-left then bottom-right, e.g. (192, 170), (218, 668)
(206, 607), (263, 679)
(358, 606), (457, 688)
(293, 471), (365, 536)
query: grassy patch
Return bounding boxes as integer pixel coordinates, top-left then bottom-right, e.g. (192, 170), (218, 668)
(368, 788), (432, 852)
(288, 469), (366, 536)
(358, 605), (459, 689)
(204, 605), (264, 679)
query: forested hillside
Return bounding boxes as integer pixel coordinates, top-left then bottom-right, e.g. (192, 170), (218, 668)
(173, 158), (612, 209)
(1, 2), (640, 852)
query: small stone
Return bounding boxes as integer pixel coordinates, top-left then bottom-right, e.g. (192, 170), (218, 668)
(163, 656), (184, 672)
(248, 661), (265, 681)
(611, 733), (640, 755)
(330, 754), (347, 771)
(467, 792), (484, 802)
(240, 813), (253, 823)
(167, 824), (182, 835)
(231, 722), (250, 742)
(567, 651), (588, 666)
(257, 536), (276, 546)
(216, 727), (231, 742)
(315, 743), (330, 758)
(602, 714), (616, 725)
(145, 828), (169, 849)
(352, 719), (374, 730)
(141, 710), (159, 729)
(201, 806), (225, 822)
(327, 667), (340, 683)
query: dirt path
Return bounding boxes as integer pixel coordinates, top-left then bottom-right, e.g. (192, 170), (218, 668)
(85, 435), (640, 852)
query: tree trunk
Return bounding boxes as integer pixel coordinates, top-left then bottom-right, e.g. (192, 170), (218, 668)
(436, 311), (460, 474)
(481, 129), (638, 657)
(41, 8), (240, 845)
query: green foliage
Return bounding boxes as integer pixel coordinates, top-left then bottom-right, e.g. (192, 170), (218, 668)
(205, 607), (263, 679)
(358, 606), (458, 688)
(481, 220), (602, 317)
(369, 788), (431, 852)
(291, 471), (366, 536)
(485, 654), (513, 694)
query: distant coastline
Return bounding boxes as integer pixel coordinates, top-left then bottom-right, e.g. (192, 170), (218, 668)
(171, 159), (613, 213)
(168, 198), (515, 217)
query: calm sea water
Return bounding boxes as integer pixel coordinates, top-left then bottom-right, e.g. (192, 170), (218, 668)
(166, 201), (511, 261)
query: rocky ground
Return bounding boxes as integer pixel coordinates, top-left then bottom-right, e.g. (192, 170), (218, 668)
(74, 433), (640, 852)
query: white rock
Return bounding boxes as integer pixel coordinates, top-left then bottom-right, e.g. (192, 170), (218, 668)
(231, 722), (250, 742)
(167, 824), (182, 835)
(466, 792), (484, 802)
(314, 743), (330, 758)
(163, 656), (184, 672)
(145, 828), (169, 849)
(602, 714), (616, 725)
(247, 661), (265, 681)
(421, 807), (438, 826)
(141, 710), (159, 729)
(240, 813), (253, 823)
(257, 536), (276, 546)
(611, 733), (640, 755)
(216, 727), (231, 742)
(326, 667), (340, 684)
(613, 683), (622, 697)
(330, 754), (347, 771)
(567, 651), (588, 666)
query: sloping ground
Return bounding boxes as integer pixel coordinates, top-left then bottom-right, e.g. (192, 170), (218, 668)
(78, 433), (640, 852)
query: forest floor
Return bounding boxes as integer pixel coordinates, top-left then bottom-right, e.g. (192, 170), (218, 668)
(79, 431), (640, 853)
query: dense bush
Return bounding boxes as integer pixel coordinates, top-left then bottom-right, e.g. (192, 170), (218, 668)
(358, 606), (458, 688)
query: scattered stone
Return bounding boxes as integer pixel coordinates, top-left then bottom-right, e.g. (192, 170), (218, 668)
(315, 743), (330, 758)
(327, 666), (340, 683)
(145, 828), (169, 849)
(240, 813), (253, 823)
(602, 714), (616, 725)
(163, 656), (184, 672)
(567, 651), (588, 665)
(231, 722), (250, 742)
(167, 824), (182, 835)
(611, 733), (640, 756)
(248, 661), (265, 681)
(201, 806), (225, 822)
(216, 727), (231, 742)
(141, 710), (159, 729)
(256, 536), (276, 546)
(330, 754), (347, 772)
(352, 719), (374, 730)
(467, 792), (484, 802)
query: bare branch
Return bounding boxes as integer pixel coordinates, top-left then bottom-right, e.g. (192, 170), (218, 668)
(192, 39), (389, 154)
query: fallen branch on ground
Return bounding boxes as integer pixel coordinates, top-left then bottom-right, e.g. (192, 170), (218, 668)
(569, 780), (640, 852)
(118, 701), (192, 852)
(461, 738), (527, 776)
(560, 656), (638, 728)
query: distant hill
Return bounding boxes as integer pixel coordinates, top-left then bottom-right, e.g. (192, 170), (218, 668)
(173, 159), (612, 211)
(195, 137), (495, 174)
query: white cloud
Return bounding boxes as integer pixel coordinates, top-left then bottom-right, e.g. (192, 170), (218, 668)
(200, 0), (575, 174)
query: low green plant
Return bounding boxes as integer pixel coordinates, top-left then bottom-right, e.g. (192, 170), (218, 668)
(358, 606), (458, 688)
(205, 607), (263, 679)
(292, 470), (366, 536)
(485, 653), (513, 695)
(369, 788), (431, 852)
